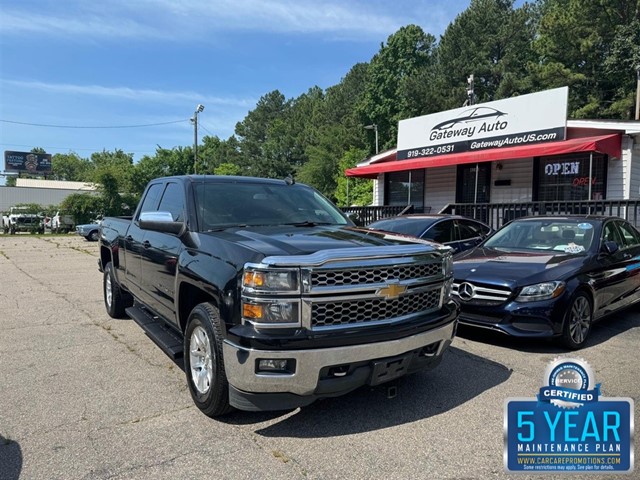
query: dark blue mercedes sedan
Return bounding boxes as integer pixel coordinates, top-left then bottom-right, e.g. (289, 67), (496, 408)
(452, 216), (640, 349)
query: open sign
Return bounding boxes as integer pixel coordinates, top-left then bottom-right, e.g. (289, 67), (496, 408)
(544, 162), (580, 176)
(572, 177), (597, 186)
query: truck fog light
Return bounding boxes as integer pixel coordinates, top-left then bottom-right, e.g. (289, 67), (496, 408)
(257, 359), (295, 373)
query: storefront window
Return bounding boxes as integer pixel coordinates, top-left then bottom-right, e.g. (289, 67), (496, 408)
(384, 170), (424, 208)
(534, 153), (607, 201)
(456, 163), (491, 203)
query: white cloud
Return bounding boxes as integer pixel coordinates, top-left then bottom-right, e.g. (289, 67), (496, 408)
(0, 0), (449, 41)
(1, 10), (162, 39)
(2, 79), (256, 108)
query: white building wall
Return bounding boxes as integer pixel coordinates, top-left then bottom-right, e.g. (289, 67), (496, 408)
(0, 187), (96, 213)
(490, 158), (533, 203)
(626, 134), (640, 199)
(373, 176), (383, 205)
(425, 166), (456, 213)
(605, 135), (629, 199)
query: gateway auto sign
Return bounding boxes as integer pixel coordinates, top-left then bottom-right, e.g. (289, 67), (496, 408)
(397, 87), (568, 160)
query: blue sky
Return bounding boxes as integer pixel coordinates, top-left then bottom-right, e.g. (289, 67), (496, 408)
(1, 0), (479, 179)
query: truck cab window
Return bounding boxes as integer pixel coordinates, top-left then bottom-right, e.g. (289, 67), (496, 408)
(137, 183), (163, 219)
(158, 183), (185, 221)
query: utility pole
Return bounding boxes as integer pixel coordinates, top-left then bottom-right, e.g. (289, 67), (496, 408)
(635, 66), (640, 121)
(192, 104), (204, 174)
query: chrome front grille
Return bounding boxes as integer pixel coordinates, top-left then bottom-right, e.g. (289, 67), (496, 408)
(311, 262), (442, 287)
(311, 288), (442, 328)
(253, 246), (451, 331)
(452, 282), (512, 306)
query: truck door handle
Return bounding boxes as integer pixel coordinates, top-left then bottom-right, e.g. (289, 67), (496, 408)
(143, 240), (151, 249)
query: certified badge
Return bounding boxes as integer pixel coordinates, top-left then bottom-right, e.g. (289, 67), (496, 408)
(504, 356), (634, 474)
(540, 357), (599, 408)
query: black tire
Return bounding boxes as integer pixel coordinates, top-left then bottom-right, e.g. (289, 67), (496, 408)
(103, 262), (131, 318)
(88, 230), (99, 241)
(184, 303), (233, 417)
(561, 292), (593, 350)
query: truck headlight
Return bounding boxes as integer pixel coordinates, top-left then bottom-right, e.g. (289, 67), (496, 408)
(516, 281), (565, 302)
(242, 300), (300, 327)
(442, 253), (453, 276)
(243, 269), (298, 292)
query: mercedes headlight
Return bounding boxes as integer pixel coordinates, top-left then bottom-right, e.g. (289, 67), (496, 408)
(516, 281), (565, 302)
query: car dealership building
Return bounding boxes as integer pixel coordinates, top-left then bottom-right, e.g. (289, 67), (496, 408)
(346, 87), (640, 227)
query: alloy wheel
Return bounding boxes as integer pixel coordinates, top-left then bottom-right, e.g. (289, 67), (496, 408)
(190, 326), (213, 395)
(105, 274), (113, 308)
(568, 296), (591, 345)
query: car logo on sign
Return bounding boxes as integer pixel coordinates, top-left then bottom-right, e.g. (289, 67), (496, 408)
(458, 282), (475, 301)
(376, 283), (407, 300)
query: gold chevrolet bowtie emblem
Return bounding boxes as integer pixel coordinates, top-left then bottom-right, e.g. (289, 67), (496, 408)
(375, 283), (407, 300)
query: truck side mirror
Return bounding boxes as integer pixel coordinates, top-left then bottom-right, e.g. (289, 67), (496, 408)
(139, 211), (185, 235)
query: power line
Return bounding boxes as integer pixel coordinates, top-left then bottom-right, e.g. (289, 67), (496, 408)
(0, 118), (189, 129)
(0, 142), (157, 154)
(198, 122), (215, 136)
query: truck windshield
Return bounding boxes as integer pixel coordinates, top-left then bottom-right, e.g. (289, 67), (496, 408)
(194, 181), (350, 230)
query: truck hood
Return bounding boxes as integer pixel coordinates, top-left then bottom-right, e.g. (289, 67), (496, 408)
(453, 246), (588, 288)
(204, 225), (443, 257)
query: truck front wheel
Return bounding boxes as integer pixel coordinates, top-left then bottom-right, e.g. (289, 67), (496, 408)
(103, 263), (131, 318)
(184, 303), (232, 417)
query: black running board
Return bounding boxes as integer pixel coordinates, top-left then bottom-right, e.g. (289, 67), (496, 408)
(126, 305), (184, 360)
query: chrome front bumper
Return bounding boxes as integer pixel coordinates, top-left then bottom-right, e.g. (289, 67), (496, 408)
(223, 320), (456, 396)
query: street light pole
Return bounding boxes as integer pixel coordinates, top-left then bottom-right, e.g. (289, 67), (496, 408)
(364, 124), (378, 154)
(192, 104), (204, 174)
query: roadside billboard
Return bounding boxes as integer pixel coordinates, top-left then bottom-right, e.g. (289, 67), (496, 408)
(4, 151), (53, 173)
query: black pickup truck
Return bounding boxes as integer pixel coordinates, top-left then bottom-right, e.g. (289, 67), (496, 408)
(99, 175), (458, 417)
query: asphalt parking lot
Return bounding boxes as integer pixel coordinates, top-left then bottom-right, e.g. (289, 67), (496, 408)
(1, 235), (638, 480)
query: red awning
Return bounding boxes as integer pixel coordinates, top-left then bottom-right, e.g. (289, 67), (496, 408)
(345, 133), (622, 178)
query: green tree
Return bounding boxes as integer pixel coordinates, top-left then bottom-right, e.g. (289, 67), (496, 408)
(214, 162), (242, 176)
(132, 146), (193, 194)
(235, 90), (292, 177)
(434, 0), (538, 109)
(358, 25), (437, 150)
(59, 193), (102, 225)
(51, 152), (91, 181)
(533, 0), (640, 118)
(334, 148), (373, 206)
(197, 135), (242, 174)
(89, 149), (135, 194)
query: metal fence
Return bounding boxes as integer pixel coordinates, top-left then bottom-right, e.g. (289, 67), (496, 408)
(340, 205), (416, 226)
(440, 200), (640, 230)
(342, 200), (640, 230)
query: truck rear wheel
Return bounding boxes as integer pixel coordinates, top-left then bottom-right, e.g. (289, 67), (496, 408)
(103, 262), (131, 318)
(184, 303), (233, 417)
